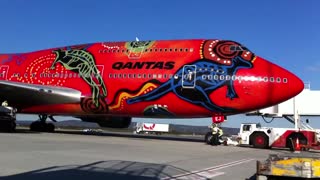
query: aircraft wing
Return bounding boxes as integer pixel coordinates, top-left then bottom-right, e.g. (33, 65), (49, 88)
(0, 81), (81, 108)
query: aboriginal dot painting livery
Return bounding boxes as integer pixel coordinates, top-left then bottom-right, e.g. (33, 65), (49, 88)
(0, 39), (304, 130)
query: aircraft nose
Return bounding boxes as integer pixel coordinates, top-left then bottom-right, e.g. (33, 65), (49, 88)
(229, 56), (304, 112)
(258, 57), (304, 105)
(288, 70), (304, 98)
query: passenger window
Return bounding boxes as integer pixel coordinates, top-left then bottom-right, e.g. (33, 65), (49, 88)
(214, 75), (219, 80)
(148, 74), (152, 78)
(158, 74), (162, 78)
(226, 75), (231, 80)
(185, 48), (188, 52)
(143, 74), (146, 78)
(276, 77), (281, 83)
(283, 78), (288, 83)
(263, 77), (268, 82)
(132, 74), (136, 78)
(270, 77), (274, 82)
(207, 75), (213, 80)
(174, 74), (179, 79)
(123, 74), (127, 78)
(163, 74), (167, 79)
(153, 74), (157, 78)
(113, 74), (117, 78)
(202, 75), (206, 79)
(137, 74), (141, 78)
(169, 74), (173, 79)
(109, 74), (113, 78)
(128, 74), (131, 78)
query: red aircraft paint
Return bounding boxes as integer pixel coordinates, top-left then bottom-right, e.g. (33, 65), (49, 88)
(0, 39), (303, 123)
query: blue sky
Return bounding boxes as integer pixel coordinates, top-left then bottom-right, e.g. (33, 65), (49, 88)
(1, 0), (319, 128)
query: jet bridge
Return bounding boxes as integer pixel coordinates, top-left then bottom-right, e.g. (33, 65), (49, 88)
(247, 83), (320, 130)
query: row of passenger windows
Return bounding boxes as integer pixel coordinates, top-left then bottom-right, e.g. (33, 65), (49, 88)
(98, 46), (246, 54)
(108, 73), (288, 83)
(2, 72), (287, 83)
(98, 48), (192, 53)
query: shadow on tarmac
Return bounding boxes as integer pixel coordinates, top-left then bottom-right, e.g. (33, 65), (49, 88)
(0, 160), (209, 180)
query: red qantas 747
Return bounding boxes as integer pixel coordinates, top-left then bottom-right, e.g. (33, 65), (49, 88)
(0, 39), (303, 132)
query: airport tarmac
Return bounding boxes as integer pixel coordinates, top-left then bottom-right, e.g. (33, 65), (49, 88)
(0, 129), (292, 180)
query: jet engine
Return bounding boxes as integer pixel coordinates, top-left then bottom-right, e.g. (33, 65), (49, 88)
(80, 116), (132, 128)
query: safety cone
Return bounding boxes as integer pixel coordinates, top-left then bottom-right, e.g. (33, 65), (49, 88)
(294, 138), (301, 153)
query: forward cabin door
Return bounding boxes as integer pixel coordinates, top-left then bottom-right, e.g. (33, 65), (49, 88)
(182, 65), (196, 88)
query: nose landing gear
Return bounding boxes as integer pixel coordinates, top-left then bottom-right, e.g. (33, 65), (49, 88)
(30, 114), (56, 132)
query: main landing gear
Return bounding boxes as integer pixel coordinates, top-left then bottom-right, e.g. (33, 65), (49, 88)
(30, 114), (56, 132)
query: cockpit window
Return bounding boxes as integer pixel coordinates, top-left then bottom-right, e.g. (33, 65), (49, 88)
(230, 45), (250, 52)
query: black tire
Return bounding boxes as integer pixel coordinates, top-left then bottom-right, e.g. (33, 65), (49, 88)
(30, 121), (41, 131)
(251, 132), (269, 149)
(205, 132), (213, 144)
(46, 123), (55, 132)
(9, 121), (16, 132)
(0, 121), (16, 132)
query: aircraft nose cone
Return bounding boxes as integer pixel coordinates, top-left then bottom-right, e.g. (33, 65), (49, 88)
(288, 71), (304, 98)
(228, 56), (305, 112)
(258, 57), (304, 105)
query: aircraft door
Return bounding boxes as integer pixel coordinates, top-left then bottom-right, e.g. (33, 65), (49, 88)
(182, 65), (196, 88)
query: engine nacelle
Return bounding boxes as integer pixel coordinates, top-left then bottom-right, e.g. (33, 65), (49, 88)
(80, 116), (132, 128)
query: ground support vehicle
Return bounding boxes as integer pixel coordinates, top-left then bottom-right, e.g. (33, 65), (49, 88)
(238, 123), (320, 151)
(134, 123), (169, 135)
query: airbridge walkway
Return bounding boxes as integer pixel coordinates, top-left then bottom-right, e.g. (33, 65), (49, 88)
(246, 83), (320, 130)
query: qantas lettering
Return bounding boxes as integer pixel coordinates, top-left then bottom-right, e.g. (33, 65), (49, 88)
(112, 61), (175, 70)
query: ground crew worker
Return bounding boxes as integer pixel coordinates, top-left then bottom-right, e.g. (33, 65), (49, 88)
(218, 127), (224, 144)
(2, 101), (8, 107)
(218, 127), (223, 137)
(210, 123), (219, 145)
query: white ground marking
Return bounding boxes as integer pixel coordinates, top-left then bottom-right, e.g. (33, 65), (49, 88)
(162, 158), (255, 180)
